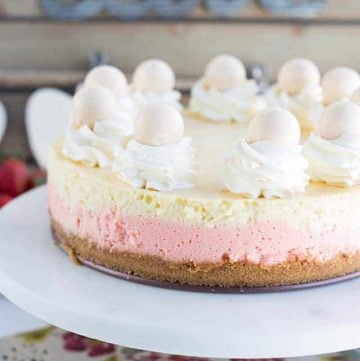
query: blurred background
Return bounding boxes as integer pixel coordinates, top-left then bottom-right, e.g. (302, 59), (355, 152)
(0, 0), (360, 159)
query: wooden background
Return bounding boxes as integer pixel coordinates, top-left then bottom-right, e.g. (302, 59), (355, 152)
(0, 0), (360, 158)
(0, 0), (360, 77)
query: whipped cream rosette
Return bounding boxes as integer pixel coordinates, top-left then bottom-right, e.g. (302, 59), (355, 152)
(266, 58), (323, 130)
(303, 100), (360, 186)
(62, 85), (132, 168)
(130, 59), (182, 111)
(224, 107), (309, 198)
(112, 102), (196, 191)
(189, 54), (266, 123)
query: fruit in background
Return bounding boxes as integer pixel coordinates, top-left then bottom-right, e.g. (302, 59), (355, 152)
(0, 156), (47, 209)
(28, 168), (47, 189)
(0, 193), (12, 208)
(0, 159), (30, 197)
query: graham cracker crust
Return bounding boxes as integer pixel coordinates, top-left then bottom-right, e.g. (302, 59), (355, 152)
(51, 218), (360, 287)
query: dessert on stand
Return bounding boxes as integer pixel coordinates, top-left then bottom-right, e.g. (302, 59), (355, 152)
(2, 56), (360, 359)
(48, 59), (360, 288)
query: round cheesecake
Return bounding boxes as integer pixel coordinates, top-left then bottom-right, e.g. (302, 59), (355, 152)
(48, 116), (360, 287)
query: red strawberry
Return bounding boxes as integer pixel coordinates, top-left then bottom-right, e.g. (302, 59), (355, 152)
(0, 159), (30, 197)
(0, 193), (12, 208)
(88, 343), (115, 357)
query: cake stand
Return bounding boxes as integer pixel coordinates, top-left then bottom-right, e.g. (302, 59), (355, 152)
(0, 297), (46, 338)
(1, 186), (360, 359)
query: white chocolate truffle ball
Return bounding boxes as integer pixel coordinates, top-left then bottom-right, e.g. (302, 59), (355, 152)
(133, 102), (184, 146)
(247, 107), (301, 148)
(203, 54), (246, 91)
(72, 85), (116, 128)
(278, 58), (320, 96)
(317, 100), (360, 140)
(133, 59), (175, 93)
(350, 86), (360, 105)
(84, 65), (128, 98)
(322, 66), (360, 105)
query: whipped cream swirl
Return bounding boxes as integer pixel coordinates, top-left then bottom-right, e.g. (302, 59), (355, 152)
(266, 84), (323, 129)
(112, 137), (196, 191)
(189, 80), (266, 123)
(223, 139), (309, 198)
(62, 117), (132, 168)
(131, 89), (182, 111)
(303, 133), (360, 186)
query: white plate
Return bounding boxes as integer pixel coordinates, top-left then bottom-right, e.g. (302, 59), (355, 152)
(1, 186), (360, 358)
(25, 88), (72, 169)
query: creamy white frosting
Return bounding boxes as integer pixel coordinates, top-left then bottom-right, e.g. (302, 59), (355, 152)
(62, 117), (132, 168)
(266, 84), (323, 129)
(117, 95), (138, 118)
(303, 133), (360, 186)
(112, 137), (196, 191)
(130, 89), (182, 111)
(115, 96), (139, 130)
(223, 139), (309, 198)
(189, 80), (266, 123)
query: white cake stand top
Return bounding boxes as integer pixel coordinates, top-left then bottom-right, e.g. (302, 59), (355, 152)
(1, 186), (360, 358)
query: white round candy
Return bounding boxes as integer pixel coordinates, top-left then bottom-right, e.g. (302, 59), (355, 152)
(317, 100), (360, 139)
(133, 59), (175, 93)
(84, 65), (128, 99)
(247, 107), (300, 148)
(203, 54), (246, 91)
(322, 66), (360, 105)
(133, 102), (184, 146)
(350, 86), (360, 105)
(278, 58), (320, 96)
(72, 85), (116, 128)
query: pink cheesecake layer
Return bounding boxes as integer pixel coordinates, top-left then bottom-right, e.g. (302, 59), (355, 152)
(49, 187), (360, 265)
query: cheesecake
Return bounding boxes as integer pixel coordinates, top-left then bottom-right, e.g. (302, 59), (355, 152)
(48, 60), (360, 288)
